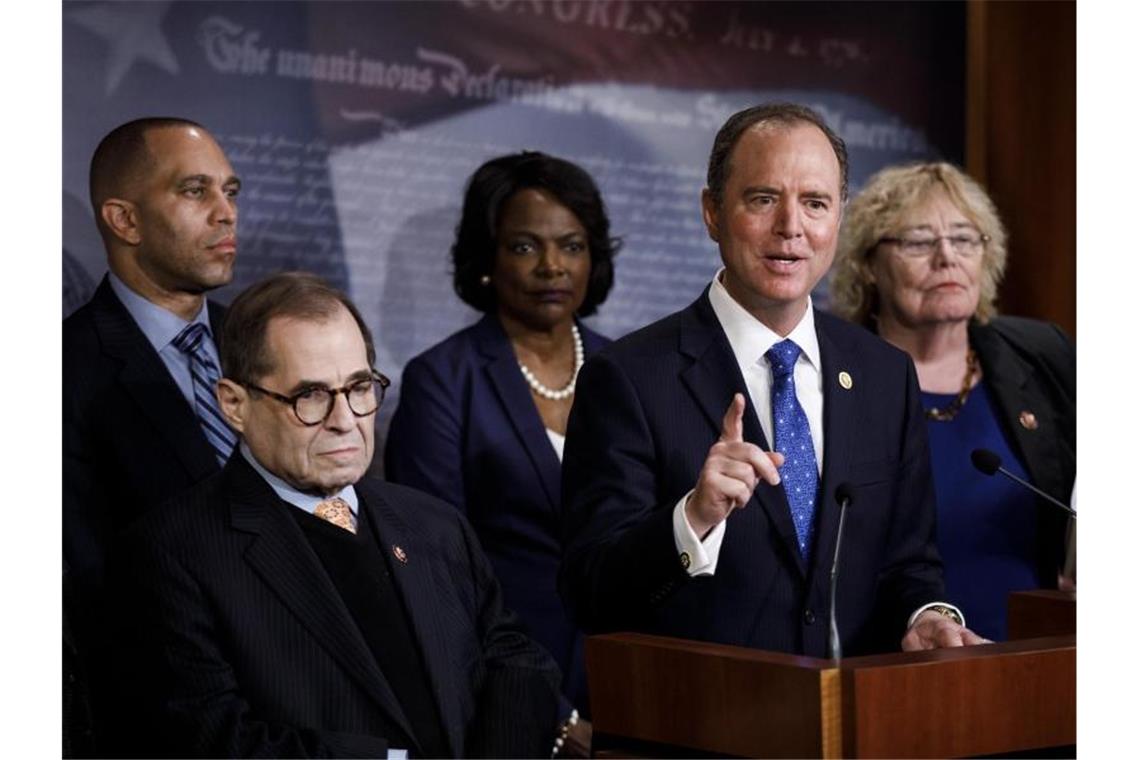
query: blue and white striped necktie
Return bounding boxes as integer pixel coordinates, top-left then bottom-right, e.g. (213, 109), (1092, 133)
(172, 322), (237, 466)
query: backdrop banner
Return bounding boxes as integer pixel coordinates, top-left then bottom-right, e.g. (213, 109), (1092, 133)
(63, 0), (965, 465)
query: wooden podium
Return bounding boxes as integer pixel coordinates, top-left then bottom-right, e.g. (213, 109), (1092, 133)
(587, 630), (1075, 758)
(1008, 589), (1076, 639)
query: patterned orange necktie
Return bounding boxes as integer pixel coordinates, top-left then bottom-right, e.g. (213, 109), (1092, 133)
(314, 497), (356, 534)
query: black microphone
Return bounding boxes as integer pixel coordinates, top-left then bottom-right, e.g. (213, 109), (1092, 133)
(828, 483), (854, 661)
(970, 448), (1076, 519)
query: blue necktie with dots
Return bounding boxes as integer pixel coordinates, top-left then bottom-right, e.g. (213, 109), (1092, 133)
(172, 322), (238, 466)
(765, 339), (820, 562)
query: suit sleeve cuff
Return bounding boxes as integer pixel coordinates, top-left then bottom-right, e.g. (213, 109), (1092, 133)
(907, 601), (966, 629)
(672, 491), (726, 576)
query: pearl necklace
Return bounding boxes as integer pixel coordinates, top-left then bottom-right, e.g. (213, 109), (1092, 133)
(518, 324), (584, 401)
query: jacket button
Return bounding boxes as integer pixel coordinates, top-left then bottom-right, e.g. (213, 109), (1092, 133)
(803, 609), (816, 625)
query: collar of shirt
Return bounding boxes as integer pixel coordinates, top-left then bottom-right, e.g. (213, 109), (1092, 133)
(707, 268), (821, 372)
(707, 268), (825, 472)
(239, 442), (359, 516)
(108, 271), (213, 354)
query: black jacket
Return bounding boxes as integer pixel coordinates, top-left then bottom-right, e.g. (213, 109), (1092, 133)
(969, 316), (1076, 583)
(114, 454), (561, 758)
(63, 276), (226, 601)
(560, 293), (945, 656)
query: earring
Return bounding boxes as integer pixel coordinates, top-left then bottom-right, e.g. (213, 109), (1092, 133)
(479, 275), (491, 286)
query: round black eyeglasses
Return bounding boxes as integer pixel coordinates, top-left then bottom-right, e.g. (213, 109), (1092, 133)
(245, 369), (390, 426)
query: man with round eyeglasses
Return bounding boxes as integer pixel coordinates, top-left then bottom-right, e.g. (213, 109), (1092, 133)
(242, 368), (390, 427)
(113, 272), (561, 757)
(213, 274), (386, 496)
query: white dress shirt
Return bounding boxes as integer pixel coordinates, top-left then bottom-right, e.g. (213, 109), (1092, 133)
(671, 271), (821, 575)
(670, 272), (964, 631)
(546, 429), (566, 461)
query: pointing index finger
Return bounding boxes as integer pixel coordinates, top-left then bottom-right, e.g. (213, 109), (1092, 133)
(720, 393), (745, 443)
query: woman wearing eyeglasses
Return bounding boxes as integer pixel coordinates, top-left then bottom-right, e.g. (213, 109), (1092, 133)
(830, 162), (1075, 641)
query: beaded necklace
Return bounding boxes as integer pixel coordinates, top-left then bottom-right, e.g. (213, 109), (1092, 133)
(925, 348), (978, 422)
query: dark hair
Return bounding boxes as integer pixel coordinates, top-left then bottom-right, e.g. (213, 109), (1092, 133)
(89, 117), (208, 213)
(706, 102), (849, 207)
(451, 151), (620, 316)
(220, 272), (376, 386)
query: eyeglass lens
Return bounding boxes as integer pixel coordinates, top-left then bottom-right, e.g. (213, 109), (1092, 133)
(294, 379), (381, 424)
(896, 234), (984, 256)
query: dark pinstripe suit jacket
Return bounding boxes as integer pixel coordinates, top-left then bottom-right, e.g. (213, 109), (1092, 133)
(115, 453), (561, 758)
(560, 292), (946, 657)
(63, 276), (225, 605)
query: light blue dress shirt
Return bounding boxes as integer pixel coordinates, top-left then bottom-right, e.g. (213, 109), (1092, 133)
(108, 272), (222, 409)
(239, 443), (359, 515)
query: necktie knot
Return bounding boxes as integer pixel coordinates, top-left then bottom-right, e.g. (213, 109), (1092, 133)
(765, 339), (802, 376)
(173, 322), (209, 355)
(315, 497), (357, 534)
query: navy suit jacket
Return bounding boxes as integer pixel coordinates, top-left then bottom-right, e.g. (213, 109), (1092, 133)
(114, 454), (561, 758)
(560, 292), (946, 657)
(385, 313), (608, 711)
(63, 276), (225, 647)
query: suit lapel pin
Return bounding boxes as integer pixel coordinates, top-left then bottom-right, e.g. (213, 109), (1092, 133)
(838, 371), (853, 390)
(392, 545), (408, 564)
(1019, 410), (1038, 431)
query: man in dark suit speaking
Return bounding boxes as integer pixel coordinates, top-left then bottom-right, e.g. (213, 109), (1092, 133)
(560, 103), (986, 656)
(116, 272), (560, 757)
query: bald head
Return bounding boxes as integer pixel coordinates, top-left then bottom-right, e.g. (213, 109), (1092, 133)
(89, 117), (209, 227)
(89, 118), (240, 319)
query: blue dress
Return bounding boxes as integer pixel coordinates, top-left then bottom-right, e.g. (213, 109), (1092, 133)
(922, 382), (1041, 641)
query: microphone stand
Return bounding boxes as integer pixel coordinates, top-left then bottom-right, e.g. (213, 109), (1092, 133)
(972, 449), (1076, 519)
(828, 489), (852, 661)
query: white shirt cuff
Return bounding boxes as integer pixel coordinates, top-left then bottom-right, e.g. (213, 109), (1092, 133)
(671, 490), (726, 576)
(907, 601), (966, 629)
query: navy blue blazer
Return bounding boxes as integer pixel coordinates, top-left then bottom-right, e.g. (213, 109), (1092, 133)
(114, 454), (561, 758)
(385, 314), (608, 711)
(560, 292), (946, 657)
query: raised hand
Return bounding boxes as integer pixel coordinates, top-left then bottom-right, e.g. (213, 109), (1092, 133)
(686, 393), (784, 537)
